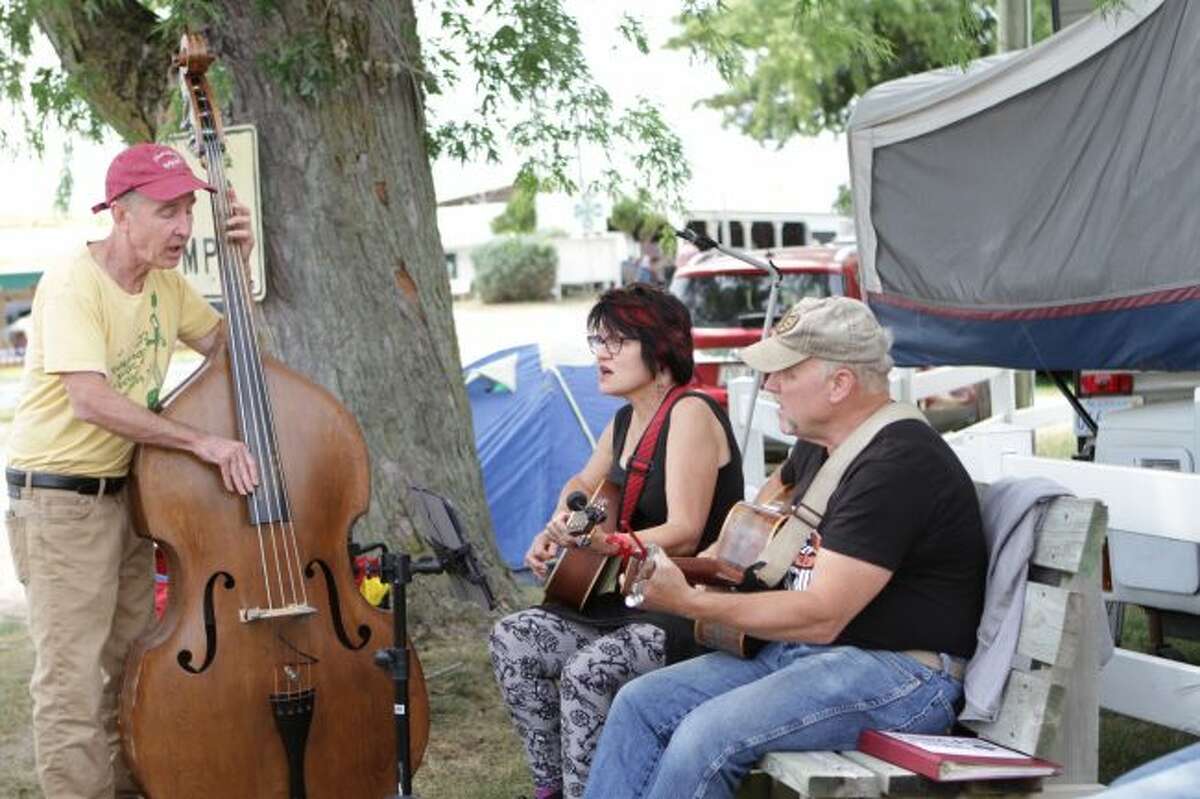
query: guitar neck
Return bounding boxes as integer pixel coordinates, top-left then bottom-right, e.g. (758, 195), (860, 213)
(672, 557), (745, 588)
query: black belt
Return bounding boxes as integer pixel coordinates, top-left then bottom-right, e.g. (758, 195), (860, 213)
(6, 468), (126, 496)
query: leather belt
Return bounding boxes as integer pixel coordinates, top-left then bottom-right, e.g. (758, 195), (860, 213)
(6, 468), (126, 496)
(903, 649), (966, 681)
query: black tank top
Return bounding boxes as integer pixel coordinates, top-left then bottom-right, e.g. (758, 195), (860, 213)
(543, 391), (744, 663)
(607, 391), (743, 552)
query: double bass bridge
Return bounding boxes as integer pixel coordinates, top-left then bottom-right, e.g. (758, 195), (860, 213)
(239, 603), (317, 623)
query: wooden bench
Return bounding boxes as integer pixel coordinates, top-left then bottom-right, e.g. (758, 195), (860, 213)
(736, 491), (1109, 798)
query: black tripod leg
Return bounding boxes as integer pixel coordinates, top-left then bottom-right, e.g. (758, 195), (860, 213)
(375, 552), (416, 799)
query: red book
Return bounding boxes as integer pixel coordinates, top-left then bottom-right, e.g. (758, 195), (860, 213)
(857, 730), (1062, 782)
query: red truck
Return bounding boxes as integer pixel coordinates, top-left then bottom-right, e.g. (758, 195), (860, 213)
(669, 244), (861, 407)
(670, 243), (984, 430)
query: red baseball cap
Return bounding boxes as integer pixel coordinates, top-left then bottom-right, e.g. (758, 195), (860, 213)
(91, 143), (215, 213)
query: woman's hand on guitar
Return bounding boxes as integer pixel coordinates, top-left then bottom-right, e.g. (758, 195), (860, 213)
(584, 533), (621, 556)
(543, 511), (582, 549)
(524, 530), (558, 579)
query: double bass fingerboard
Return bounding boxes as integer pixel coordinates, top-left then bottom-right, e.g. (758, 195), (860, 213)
(185, 73), (290, 526)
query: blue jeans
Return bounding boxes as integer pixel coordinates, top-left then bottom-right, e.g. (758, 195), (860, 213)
(583, 642), (963, 799)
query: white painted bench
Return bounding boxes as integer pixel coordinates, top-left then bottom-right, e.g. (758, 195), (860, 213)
(735, 491), (1108, 799)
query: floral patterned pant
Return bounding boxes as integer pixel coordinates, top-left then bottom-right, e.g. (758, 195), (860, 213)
(488, 607), (666, 798)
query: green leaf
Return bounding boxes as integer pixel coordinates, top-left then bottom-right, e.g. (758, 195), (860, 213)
(671, 0), (1000, 141)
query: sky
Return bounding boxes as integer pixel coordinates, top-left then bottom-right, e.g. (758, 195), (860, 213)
(0, 2), (849, 223)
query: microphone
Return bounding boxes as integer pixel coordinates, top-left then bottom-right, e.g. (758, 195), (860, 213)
(675, 227), (719, 252)
(565, 491), (589, 511)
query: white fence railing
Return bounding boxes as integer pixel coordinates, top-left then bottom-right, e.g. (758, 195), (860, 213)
(727, 371), (1200, 737)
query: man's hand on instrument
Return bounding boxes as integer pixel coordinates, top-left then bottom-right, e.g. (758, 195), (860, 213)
(638, 549), (692, 614)
(524, 530), (558, 579)
(195, 434), (260, 495)
(224, 188), (255, 277)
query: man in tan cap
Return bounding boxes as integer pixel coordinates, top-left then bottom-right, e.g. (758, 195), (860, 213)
(584, 296), (987, 799)
(5, 143), (259, 798)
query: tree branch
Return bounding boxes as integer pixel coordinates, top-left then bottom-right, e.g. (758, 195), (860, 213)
(33, 0), (176, 142)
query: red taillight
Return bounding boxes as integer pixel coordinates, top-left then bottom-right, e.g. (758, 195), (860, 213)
(1079, 372), (1133, 396)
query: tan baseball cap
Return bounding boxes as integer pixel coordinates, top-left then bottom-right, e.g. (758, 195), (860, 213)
(739, 297), (890, 373)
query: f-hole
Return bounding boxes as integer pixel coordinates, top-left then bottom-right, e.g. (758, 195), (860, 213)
(177, 570), (236, 673)
(305, 559), (370, 650)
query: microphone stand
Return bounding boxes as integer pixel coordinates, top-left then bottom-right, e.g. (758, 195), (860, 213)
(374, 550), (443, 799)
(366, 485), (498, 799)
(676, 228), (782, 455)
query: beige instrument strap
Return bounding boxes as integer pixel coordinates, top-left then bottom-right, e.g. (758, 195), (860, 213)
(753, 401), (927, 587)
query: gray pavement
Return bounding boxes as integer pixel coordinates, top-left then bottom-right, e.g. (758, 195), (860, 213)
(453, 295), (595, 366)
(0, 296), (599, 620)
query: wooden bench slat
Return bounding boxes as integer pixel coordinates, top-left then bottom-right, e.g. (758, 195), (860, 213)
(1016, 582), (1081, 669)
(1031, 497), (1106, 576)
(759, 750), (882, 798)
(839, 751), (945, 795)
(963, 670), (1063, 757)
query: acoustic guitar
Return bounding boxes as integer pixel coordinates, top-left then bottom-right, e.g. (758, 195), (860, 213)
(626, 499), (805, 657)
(687, 501), (794, 657)
(542, 481), (621, 611)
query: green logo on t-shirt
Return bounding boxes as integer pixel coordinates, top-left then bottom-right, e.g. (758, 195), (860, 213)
(111, 291), (167, 410)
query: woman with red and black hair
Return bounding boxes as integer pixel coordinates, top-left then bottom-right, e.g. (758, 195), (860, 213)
(488, 284), (744, 799)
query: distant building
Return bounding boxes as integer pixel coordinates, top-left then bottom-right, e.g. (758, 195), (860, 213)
(437, 189), (636, 297)
(437, 188), (853, 298)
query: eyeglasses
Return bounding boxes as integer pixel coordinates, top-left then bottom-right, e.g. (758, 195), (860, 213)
(587, 334), (628, 357)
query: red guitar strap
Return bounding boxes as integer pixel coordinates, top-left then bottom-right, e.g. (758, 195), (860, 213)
(617, 385), (689, 534)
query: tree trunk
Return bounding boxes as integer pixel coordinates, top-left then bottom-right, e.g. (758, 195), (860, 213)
(31, 0), (175, 142)
(34, 0), (520, 620)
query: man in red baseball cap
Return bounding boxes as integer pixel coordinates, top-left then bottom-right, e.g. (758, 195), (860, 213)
(90, 142), (216, 213)
(5, 142), (260, 798)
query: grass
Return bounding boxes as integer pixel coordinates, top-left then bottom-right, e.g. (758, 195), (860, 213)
(414, 619), (530, 798)
(0, 618), (37, 798)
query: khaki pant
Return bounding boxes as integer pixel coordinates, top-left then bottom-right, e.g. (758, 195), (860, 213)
(6, 483), (154, 799)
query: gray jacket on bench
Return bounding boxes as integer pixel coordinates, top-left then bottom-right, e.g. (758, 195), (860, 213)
(959, 476), (1070, 722)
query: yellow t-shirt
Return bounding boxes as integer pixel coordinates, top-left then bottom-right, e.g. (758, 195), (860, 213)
(7, 247), (221, 477)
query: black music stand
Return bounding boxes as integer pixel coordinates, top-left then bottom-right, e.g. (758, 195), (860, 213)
(371, 484), (497, 799)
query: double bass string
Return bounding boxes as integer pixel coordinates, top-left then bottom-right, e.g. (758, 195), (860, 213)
(184, 77), (281, 615)
(201, 132), (298, 696)
(206, 144), (308, 612)
(203, 138), (301, 607)
(201, 118), (313, 695)
(196, 122), (288, 617)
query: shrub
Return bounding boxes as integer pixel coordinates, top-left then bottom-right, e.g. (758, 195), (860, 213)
(472, 237), (558, 303)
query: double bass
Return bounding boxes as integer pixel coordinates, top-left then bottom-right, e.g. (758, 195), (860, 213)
(118, 33), (429, 797)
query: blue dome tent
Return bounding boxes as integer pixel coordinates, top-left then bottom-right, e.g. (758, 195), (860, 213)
(465, 345), (621, 569)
